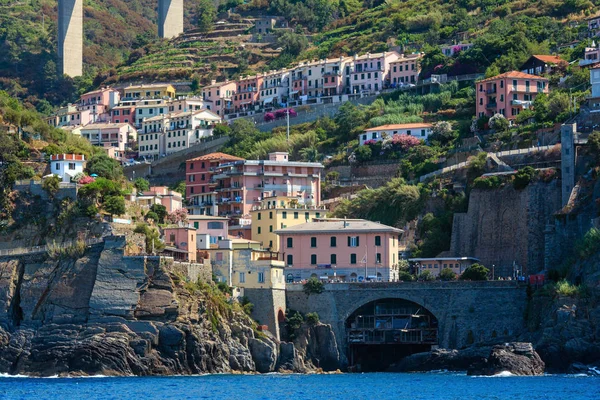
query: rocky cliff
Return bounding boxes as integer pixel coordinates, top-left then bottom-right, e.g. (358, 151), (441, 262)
(0, 237), (341, 376)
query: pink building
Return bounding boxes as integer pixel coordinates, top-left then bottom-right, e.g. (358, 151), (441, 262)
(212, 152), (322, 222)
(79, 123), (137, 152)
(162, 226), (197, 262)
(188, 215), (229, 247)
(110, 102), (136, 124)
(276, 218), (403, 282)
(233, 75), (263, 112)
(581, 41), (600, 67)
(347, 51), (400, 94)
(186, 152), (245, 216)
(389, 53), (423, 86)
(137, 186), (183, 213)
(475, 71), (549, 121)
(201, 80), (237, 116)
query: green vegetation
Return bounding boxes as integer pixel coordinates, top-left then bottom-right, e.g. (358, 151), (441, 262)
(575, 227), (600, 260)
(303, 277), (325, 295)
(460, 263), (490, 281)
(439, 268), (457, 281)
(134, 178), (150, 193)
(305, 312), (320, 326)
(42, 175), (61, 199)
(418, 270), (435, 281)
(134, 223), (165, 254)
(513, 166), (536, 190)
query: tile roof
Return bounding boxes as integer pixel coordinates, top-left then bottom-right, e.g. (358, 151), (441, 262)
(275, 218), (403, 234)
(364, 123), (433, 132)
(531, 55), (566, 64)
(478, 71), (549, 83)
(188, 152), (245, 162)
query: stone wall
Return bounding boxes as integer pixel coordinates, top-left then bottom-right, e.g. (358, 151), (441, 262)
(326, 162), (400, 188)
(244, 288), (286, 340)
(168, 259), (212, 283)
(286, 281), (528, 357)
(449, 181), (562, 276)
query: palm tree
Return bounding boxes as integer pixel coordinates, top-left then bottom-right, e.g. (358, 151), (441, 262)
(299, 146), (321, 162)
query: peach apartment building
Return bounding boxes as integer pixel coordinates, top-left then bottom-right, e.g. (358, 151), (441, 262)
(475, 71), (549, 121)
(276, 218), (403, 282)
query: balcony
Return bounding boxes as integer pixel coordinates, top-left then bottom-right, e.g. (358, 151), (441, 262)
(486, 103), (497, 109)
(511, 99), (533, 108)
(486, 88), (497, 94)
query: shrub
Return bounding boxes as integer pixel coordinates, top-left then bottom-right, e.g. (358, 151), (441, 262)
(555, 280), (579, 297)
(473, 175), (502, 189)
(42, 175), (61, 198)
(305, 312), (320, 326)
(418, 270), (435, 281)
(145, 211), (159, 222)
(303, 277), (324, 295)
(134, 177), (150, 192)
(489, 113), (509, 131)
(513, 166), (536, 190)
(439, 268), (457, 281)
(264, 112), (275, 122)
(218, 282), (233, 296)
(398, 271), (414, 281)
(460, 263), (489, 281)
(104, 195), (126, 216)
(575, 227), (600, 259)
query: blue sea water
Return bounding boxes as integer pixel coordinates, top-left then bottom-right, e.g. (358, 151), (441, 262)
(0, 372), (598, 400)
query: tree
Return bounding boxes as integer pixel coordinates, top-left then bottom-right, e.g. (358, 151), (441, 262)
(167, 208), (188, 225)
(431, 121), (456, 144)
(86, 153), (123, 181)
(149, 203), (167, 223)
(460, 263), (489, 281)
(134, 177), (150, 193)
(334, 102), (366, 141)
(513, 166), (536, 190)
(276, 31), (309, 57)
(439, 268), (457, 281)
(196, 0), (216, 32)
(42, 175), (61, 199)
(588, 131), (600, 161)
(488, 113), (509, 131)
(134, 223), (164, 254)
(326, 171), (340, 182)
(303, 277), (324, 295)
(418, 270), (435, 281)
(299, 146), (321, 162)
(354, 145), (372, 163)
(104, 195), (126, 216)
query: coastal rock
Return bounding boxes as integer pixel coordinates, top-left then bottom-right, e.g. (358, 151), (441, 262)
(276, 342), (306, 372)
(467, 342), (544, 376)
(293, 323), (343, 371)
(389, 347), (490, 372)
(0, 239), (297, 376)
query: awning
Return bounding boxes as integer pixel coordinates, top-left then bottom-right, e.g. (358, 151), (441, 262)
(262, 97), (274, 104)
(289, 91), (299, 95)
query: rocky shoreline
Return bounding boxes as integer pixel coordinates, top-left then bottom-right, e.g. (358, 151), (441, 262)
(0, 239), (343, 377)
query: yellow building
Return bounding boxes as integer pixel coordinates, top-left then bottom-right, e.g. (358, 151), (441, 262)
(123, 84), (176, 100)
(250, 196), (326, 252)
(209, 238), (285, 290)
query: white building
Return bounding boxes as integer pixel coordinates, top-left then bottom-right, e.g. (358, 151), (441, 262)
(134, 99), (169, 128)
(260, 69), (290, 106)
(359, 123), (433, 146)
(49, 154), (85, 182)
(441, 43), (474, 57)
(164, 110), (221, 155)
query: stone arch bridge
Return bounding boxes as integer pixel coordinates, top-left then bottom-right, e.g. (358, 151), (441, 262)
(286, 281), (528, 361)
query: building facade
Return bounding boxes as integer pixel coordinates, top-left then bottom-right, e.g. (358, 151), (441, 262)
(276, 218), (403, 282)
(250, 196), (326, 252)
(122, 84), (176, 100)
(359, 123), (433, 145)
(201, 80), (237, 116)
(49, 154), (85, 182)
(475, 71), (549, 120)
(389, 53), (422, 86)
(79, 123), (137, 153)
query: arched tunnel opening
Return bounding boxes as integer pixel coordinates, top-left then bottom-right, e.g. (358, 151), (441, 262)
(346, 298), (438, 372)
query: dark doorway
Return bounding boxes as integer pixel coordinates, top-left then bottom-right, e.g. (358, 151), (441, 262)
(346, 298), (438, 372)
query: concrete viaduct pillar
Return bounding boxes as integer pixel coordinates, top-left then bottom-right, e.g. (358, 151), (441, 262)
(158, 0), (184, 39)
(58, 0), (83, 77)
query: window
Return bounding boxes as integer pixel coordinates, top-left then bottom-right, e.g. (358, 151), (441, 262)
(239, 272), (245, 283)
(68, 163), (76, 170)
(331, 254), (337, 264)
(216, 252), (223, 261)
(350, 254), (357, 264)
(330, 236), (337, 247)
(287, 254), (293, 266)
(269, 211), (273, 219)
(376, 253), (381, 263)
(207, 222), (224, 229)
(348, 236), (359, 247)
(311, 237), (317, 247)
(282, 211), (287, 219)
(310, 254), (317, 265)
(194, 222), (199, 229)
(287, 237), (293, 248)
(258, 272), (265, 283)
(269, 225), (273, 232)
(375, 236), (381, 246)
(55, 163), (60, 170)
(258, 212), (261, 220)
(294, 212), (298, 219)
(258, 227), (262, 234)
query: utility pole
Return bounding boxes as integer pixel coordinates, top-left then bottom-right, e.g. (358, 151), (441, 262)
(286, 108), (290, 143)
